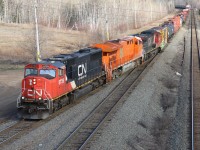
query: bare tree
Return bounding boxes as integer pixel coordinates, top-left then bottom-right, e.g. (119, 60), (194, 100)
(0, 0), (180, 41)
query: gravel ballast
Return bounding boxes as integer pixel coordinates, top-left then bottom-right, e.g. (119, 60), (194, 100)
(1, 14), (192, 150)
(89, 26), (189, 149)
(3, 73), (128, 150)
(166, 13), (192, 149)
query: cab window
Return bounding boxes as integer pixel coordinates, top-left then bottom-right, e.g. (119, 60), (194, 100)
(25, 68), (38, 77)
(39, 69), (56, 79)
(59, 69), (64, 76)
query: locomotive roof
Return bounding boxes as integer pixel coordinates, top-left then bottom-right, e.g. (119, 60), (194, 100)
(27, 61), (65, 69)
(39, 61), (65, 69)
(47, 47), (101, 62)
(141, 29), (158, 35)
(151, 26), (163, 31)
(134, 34), (153, 41)
(162, 22), (173, 26)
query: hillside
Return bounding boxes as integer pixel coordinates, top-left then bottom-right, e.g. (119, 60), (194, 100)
(0, 0), (177, 65)
(0, 23), (92, 64)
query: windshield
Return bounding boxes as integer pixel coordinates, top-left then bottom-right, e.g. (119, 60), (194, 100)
(25, 68), (38, 77)
(39, 69), (56, 79)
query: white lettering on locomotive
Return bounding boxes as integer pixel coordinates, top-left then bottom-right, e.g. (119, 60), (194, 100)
(78, 63), (87, 80)
(29, 79), (32, 85)
(59, 78), (64, 85)
(27, 89), (42, 97)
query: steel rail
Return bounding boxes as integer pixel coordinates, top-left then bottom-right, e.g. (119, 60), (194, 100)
(78, 58), (156, 150)
(56, 67), (137, 150)
(191, 9), (194, 150)
(56, 54), (158, 150)
(0, 120), (34, 146)
(191, 9), (200, 150)
(193, 10), (200, 68)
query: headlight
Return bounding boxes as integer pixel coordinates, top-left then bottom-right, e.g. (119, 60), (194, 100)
(39, 97), (42, 100)
(21, 97), (25, 99)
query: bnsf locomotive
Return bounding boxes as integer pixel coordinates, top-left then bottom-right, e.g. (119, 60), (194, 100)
(17, 9), (189, 119)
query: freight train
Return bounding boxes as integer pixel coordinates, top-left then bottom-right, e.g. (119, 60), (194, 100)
(17, 9), (189, 119)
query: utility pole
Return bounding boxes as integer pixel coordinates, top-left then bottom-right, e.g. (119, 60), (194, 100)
(134, 3), (137, 28)
(34, 0), (41, 62)
(106, 19), (109, 41)
(150, 1), (153, 21)
(105, 4), (109, 41)
(160, 1), (162, 18)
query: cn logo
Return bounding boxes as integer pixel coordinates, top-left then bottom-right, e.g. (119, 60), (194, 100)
(78, 63), (87, 79)
(27, 89), (42, 97)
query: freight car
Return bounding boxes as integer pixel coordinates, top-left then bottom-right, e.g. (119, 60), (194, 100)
(169, 15), (181, 33)
(161, 21), (174, 40)
(151, 26), (168, 49)
(17, 9), (189, 119)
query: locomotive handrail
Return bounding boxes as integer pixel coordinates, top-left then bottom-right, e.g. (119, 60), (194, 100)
(17, 93), (22, 108)
(43, 89), (53, 109)
(17, 89), (25, 108)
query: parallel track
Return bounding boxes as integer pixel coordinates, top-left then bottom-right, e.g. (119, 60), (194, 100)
(56, 54), (159, 150)
(191, 9), (200, 150)
(0, 120), (35, 146)
(0, 63), (147, 148)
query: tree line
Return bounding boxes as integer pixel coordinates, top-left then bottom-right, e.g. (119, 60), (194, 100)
(0, 0), (176, 39)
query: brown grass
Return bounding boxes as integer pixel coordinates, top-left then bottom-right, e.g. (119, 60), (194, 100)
(0, 12), (176, 65)
(0, 23), (91, 64)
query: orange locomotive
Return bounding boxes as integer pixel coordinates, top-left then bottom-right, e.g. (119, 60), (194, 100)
(93, 36), (143, 81)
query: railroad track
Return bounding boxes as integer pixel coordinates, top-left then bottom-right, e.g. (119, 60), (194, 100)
(56, 54), (159, 150)
(0, 119), (35, 146)
(0, 71), (136, 148)
(191, 9), (200, 150)
(0, 119), (19, 133)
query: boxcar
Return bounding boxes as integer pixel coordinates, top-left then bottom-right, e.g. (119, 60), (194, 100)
(162, 21), (174, 39)
(151, 26), (168, 49)
(169, 15), (181, 33)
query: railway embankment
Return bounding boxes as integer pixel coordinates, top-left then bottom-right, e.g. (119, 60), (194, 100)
(0, 12), (191, 150)
(89, 20), (190, 150)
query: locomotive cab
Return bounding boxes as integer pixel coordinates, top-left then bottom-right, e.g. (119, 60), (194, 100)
(17, 48), (103, 119)
(17, 62), (74, 119)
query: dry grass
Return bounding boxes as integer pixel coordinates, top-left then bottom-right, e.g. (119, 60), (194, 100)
(0, 23), (91, 65)
(0, 12), (176, 67)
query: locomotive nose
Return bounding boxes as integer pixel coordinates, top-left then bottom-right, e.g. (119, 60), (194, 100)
(23, 77), (44, 100)
(27, 77), (43, 88)
(28, 78), (37, 86)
